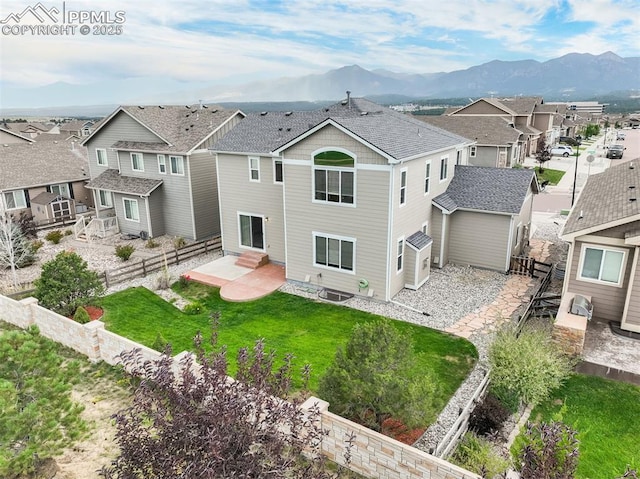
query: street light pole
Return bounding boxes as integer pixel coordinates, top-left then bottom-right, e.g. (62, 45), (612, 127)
(571, 139), (582, 206)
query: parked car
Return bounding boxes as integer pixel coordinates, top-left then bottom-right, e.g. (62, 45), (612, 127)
(617, 132), (626, 141)
(559, 136), (580, 146)
(606, 144), (625, 159)
(550, 145), (574, 157)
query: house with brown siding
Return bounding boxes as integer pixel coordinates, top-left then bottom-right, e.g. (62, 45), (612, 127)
(0, 140), (92, 224)
(81, 104), (244, 240)
(560, 161), (640, 332)
(213, 97), (535, 301)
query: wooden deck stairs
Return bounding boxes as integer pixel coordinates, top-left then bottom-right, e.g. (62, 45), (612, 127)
(235, 251), (269, 269)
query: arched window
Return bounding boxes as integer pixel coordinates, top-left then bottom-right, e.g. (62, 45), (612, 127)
(313, 150), (355, 204)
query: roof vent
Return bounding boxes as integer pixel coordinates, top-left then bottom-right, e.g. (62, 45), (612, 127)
(202, 104), (208, 109)
(578, 210), (583, 219)
(629, 185), (636, 189)
(211, 109), (218, 113)
(341, 100), (348, 105)
(158, 105), (165, 109)
(138, 105), (145, 109)
(324, 108), (330, 112)
(286, 128), (291, 132)
(260, 111), (268, 116)
(631, 197), (637, 202)
(285, 111), (292, 116)
(185, 105), (191, 108)
(630, 162), (634, 169)
(360, 111), (368, 116)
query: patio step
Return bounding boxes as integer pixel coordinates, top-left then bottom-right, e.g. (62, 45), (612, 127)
(235, 251), (269, 269)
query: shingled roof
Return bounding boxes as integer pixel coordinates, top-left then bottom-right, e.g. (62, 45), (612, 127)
(561, 161), (640, 238)
(83, 105), (243, 154)
(0, 141), (88, 191)
(86, 169), (163, 196)
(418, 115), (521, 146)
(213, 97), (471, 160)
(433, 165), (538, 214)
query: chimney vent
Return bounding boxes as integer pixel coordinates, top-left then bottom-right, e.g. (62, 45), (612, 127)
(346, 90), (351, 109)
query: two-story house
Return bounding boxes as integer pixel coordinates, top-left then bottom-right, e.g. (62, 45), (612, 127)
(212, 97), (482, 301)
(82, 105), (244, 240)
(448, 97), (557, 159)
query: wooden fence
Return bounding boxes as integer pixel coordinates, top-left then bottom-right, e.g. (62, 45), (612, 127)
(509, 256), (552, 278)
(101, 236), (222, 288)
(514, 263), (556, 334)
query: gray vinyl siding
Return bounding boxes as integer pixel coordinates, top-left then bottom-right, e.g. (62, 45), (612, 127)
(217, 153), (286, 262)
(84, 112), (163, 178)
(116, 150), (195, 239)
(404, 248), (417, 287)
(195, 114), (242, 150)
(284, 162), (390, 299)
(622, 248), (640, 331)
(470, 146), (499, 167)
(388, 150), (455, 296)
(190, 151), (220, 239)
(114, 194), (149, 236)
(448, 211), (511, 271)
(566, 239), (633, 322)
(148, 189), (165, 237)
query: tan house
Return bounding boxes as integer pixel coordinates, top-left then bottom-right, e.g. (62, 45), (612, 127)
(418, 116), (523, 168)
(448, 97), (558, 158)
(82, 104), (244, 240)
(213, 97), (535, 301)
(0, 140), (92, 224)
(560, 161), (640, 333)
(432, 165), (538, 272)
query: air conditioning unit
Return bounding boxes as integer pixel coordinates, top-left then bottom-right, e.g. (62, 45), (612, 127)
(570, 295), (593, 320)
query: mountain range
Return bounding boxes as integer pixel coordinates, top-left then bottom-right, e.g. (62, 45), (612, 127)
(1, 52), (638, 115)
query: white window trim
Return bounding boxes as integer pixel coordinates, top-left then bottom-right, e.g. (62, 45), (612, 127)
(96, 148), (107, 166)
(169, 155), (185, 176)
(470, 146), (477, 158)
(249, 156), (260, 182)
(157, 154), (167, 174)
(3, 190), (27, 210)
(122, 197), (140, 222)
(312, 231), (356, 274)
(131, 152), (144, 172)
(311, 148), (357, 207)
(439, 156), (449, 182)
(399, 168), (408, 206)
(396, 236), (405, 273)
(50, 183), (70, 197)
(577, 243), (627, 287)
(424, 160), (431, 195)
(273, 160), (283, 184)
(98, 189), (113, 208)
(237, 212), (266, 252)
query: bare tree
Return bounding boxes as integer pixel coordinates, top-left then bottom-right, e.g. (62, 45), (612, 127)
(0, 213), (35, 289)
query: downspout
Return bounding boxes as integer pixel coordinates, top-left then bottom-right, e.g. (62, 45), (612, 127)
(281, 154), (289, 277)
(439, 212), (447, 269)
(187, 155), (197, 240)
(505, 215), (515, 272)
(144, 195), (153, 238)
(385, 167), (395, 301)
(214, 152), (225, 254)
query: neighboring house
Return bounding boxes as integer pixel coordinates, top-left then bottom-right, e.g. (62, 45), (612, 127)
(213, 96), (512, 301)
(0, 127), (34, 144)
(432, 165), (538, 272)
(0, 141), (92, 223)
(60, 120), (96, 137)
(82, 104), (244, 240)
(1, 122), (52, 139)
(418, 116), (522, 168)
(560, 161), (640, 333)
(448, 97), (556, 158)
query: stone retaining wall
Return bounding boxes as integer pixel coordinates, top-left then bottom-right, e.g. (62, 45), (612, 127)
(0, 294), (479, 479)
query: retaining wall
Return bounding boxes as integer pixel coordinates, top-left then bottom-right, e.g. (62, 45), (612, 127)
(0, 293), (479, 479)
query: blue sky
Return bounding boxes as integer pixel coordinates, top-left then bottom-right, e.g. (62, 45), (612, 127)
(0, 0), (638, 88)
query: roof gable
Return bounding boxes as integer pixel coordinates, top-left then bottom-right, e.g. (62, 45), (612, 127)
(433, 165), (537, 214)
(450, 98), (515, 116)
(561, 162), (640, 239)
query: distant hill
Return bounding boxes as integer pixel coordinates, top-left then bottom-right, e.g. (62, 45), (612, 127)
(1, 52), (638, 112)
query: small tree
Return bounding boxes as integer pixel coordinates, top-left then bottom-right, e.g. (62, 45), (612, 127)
(0, 214), (36, 289)
(517, 421), (579, 479)
(318, 319), (435, 431)
(488, 325), (575, 409)
(34, 251), (104, 317)
(536, 137), (552, 173)
(100, 321), (353, 478)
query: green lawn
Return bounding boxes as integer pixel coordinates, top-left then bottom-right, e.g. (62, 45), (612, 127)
(535, 166), (565, 185)
(523, 374), (640, 478)
(97, 284), (477, 413)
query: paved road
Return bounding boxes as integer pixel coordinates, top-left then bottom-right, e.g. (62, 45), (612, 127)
(532, 127), (640, 213)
